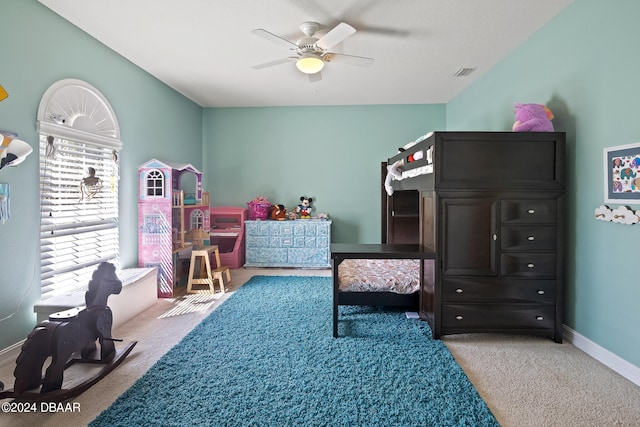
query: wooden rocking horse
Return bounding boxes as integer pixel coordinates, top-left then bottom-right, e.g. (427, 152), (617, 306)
(0, 262), (137, 402)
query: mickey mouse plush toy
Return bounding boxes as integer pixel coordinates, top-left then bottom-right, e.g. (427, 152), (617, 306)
(296, 196), (313, 219)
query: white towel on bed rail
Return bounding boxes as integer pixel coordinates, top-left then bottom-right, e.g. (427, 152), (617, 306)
(384, 132), (435, 196)
(338, 259), (420, 294)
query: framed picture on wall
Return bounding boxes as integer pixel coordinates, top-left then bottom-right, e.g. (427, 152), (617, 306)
(604, 142), (640, 204)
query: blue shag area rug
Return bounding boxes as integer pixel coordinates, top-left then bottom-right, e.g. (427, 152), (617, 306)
(91, 276), (499, 427)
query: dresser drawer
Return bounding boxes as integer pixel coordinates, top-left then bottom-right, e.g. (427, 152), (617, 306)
(278, 224), (294, 235)
(287, 248), (329, 266)
(273, 236), (294, 247)
(441, 304), (555, 330)
(501, 200), (557, 224)
(500, 253), (556, 277)
(246, 235), (270, 247)
(441, 278), (556, 303)
(501, 225), (556, 251)
(245, 247), (287, 265)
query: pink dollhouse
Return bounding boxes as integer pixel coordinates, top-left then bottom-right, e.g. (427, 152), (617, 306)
(138, 159), (210, 297)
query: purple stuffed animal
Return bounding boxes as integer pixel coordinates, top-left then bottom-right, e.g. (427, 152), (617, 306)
(512, 103), (554, 132)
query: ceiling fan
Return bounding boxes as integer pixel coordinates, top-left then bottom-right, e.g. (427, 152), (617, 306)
(251, 21), (374, 82)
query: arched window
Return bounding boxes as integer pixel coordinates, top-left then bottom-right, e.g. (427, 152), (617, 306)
(190, 209), (204, 230)
(37, 79), (121, 300)
(146, 169), (164, 197)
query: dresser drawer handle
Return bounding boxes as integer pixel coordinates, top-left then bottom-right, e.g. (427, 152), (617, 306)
(537, 290), (545, 295)
(527, 263), (535, 268)
(527, 236), (535, 241)
(455, 288), (463, 293)
(527, 209), (536, 214)
(455, 315), (463, 321)
(536, 316), (544, 321)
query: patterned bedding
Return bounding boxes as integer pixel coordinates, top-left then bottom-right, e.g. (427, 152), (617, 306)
(338, 259), (420, 294)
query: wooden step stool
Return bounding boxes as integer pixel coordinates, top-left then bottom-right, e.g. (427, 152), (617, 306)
(186, 245), (231, 294)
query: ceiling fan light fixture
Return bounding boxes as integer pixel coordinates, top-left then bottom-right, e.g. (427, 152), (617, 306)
(296, 53), (324, 74)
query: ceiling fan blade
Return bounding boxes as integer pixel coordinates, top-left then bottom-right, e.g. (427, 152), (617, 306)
(316, 22), (356, 50)
(323, 53), (374, 67)
(251, 29), (298, 49)
(308, 72), (322, 83)
(252, 57), (296, 70)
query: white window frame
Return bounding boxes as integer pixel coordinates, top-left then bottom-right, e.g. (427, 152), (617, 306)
(190, 209), (204, 230)
(37, 79), (122, 300)
(145, 169), (165, 197)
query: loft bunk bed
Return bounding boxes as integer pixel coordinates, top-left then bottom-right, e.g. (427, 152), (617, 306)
(378, 131), (566, 342)
(331, 244), (433, 337)
(331, 132), (437, 337)
(333, 131), (566, 343)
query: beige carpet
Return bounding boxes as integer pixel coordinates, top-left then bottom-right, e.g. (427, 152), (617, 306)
(1, 268), (639, 427)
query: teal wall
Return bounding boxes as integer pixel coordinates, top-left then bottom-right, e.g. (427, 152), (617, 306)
(0, 0), (203, 349)
(202, 105), (444, 243)
(447, 0), (640, 368)
(1, 0), (638, 374)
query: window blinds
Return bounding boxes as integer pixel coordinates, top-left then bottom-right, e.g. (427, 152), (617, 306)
(39, 134), (120, 300)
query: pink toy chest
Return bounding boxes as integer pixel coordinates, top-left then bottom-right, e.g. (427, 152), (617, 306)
(209, 206), (247, 269)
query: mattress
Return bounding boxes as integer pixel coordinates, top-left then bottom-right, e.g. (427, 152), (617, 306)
(338, 259), (420, 294)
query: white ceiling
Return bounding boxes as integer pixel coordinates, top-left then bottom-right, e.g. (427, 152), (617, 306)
(38, 0), (573, 108)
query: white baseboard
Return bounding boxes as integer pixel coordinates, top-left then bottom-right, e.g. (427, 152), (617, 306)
(0, 339), (24, 370)
(563, 325), (640, 387)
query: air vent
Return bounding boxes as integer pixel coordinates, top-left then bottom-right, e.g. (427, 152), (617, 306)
(453, 67), (476, 77)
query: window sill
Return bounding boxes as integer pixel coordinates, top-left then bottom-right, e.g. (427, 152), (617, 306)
(34, 268), (158, 328)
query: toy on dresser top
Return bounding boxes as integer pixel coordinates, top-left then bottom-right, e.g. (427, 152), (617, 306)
(271, 204), (287, 220)
(512, 102), (554, 132)
(295, 196), (313, 219)
(246, 195), (329, 220)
